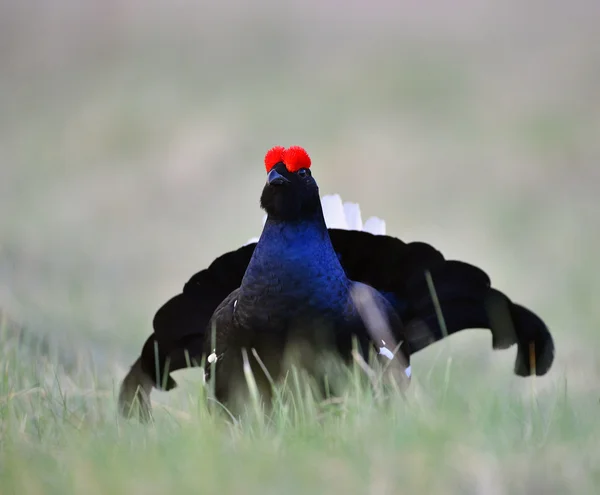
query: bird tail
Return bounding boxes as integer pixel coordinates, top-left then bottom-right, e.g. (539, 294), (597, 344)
(403, 260), (555, 376)
(118, 331), (206, 421)
(118, 358), (154, 422)
(489, 297), (555, 377)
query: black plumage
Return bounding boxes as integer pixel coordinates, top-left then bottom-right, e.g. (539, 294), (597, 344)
(119, 147), (555, 420)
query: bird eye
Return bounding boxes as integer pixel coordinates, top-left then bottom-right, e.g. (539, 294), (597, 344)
(297, 168), (311, 178)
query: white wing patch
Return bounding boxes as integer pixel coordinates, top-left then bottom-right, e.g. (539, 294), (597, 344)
(378, 345), (395, 360)
(379, 340), (411, 378)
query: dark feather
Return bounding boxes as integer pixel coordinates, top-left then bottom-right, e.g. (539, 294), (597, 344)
(126, 228), (553, 406)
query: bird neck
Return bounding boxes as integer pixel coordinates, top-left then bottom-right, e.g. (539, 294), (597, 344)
(237, 212), (349, 308)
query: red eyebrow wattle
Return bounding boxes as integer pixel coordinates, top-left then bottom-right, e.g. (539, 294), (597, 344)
(264, 146), (311, 173)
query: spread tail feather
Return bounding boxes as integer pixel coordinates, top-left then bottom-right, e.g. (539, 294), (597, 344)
(118, 358), (154, 422)
(483, 289), (554, 375)
(402, 261), (555, 376)
(503, 301), (554, 376)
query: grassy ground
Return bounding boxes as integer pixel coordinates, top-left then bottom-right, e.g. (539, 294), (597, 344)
(1, 322), (599, 494)
(1, 1), (599, 493)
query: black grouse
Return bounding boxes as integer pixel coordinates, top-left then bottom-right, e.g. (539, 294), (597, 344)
(119, 145), (555, 420)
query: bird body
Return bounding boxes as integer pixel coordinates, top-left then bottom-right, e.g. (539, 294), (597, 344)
(204, 155), (409, 414)
(119, 146), (555, 421)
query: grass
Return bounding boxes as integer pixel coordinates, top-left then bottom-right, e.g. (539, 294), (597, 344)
(1, 316), (598, 494)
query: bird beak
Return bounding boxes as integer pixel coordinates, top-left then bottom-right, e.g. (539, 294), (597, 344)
(267, 168), (290, 186)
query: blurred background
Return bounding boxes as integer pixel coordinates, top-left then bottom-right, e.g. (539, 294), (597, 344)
(1, 0), (599, 395)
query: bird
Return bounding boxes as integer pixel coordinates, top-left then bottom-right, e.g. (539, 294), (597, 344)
(118, 145), (555, 421)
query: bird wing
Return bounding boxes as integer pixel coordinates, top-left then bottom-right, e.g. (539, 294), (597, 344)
(137, 228), (554, 388)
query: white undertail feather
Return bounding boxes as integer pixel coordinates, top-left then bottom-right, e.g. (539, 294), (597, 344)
(321, 194), (349, 230)
(321, 194), (386, 235)
(363, 216), (386, 236)
(342, 201), (363, 231)
(244, 194), (386, 245)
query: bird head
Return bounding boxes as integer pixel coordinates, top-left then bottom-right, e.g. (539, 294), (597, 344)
(260, 146), (322, 221)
